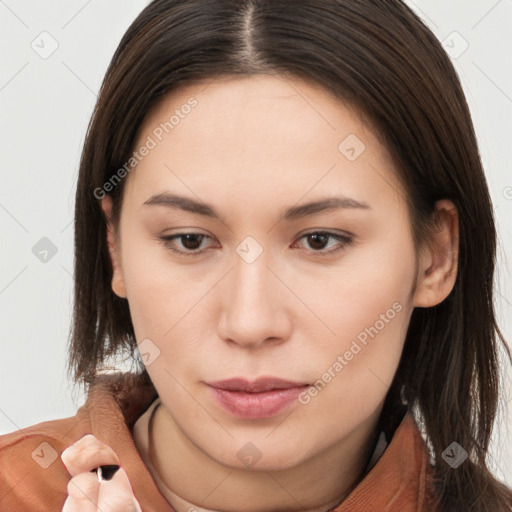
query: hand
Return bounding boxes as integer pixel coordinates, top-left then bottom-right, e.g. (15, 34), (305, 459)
(61, 434), (142, 512)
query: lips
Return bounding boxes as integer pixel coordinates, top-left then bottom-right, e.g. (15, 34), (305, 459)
(207, 377), (309, 393)
(206, 377), (310, 419)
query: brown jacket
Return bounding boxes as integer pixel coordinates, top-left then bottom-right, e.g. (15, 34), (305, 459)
(0, 372), (436, 511)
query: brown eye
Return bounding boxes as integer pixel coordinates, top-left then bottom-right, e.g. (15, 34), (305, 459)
(159, 230), (352, 258)
(159, 232), (211, 256)
(306, 233), (330, 250)
(295, 231), (353, 256)
(179, 233), (205, 250)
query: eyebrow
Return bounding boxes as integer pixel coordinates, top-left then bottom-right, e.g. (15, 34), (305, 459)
(143, 193), (370, 221)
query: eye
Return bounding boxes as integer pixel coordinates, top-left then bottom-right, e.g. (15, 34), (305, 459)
(159, 230), (353, 257)
(293, 231), (353, 256)
(159, 232), (213, 256)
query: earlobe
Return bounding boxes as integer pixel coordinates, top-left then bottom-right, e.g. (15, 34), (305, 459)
(100, 196), (127, 299)
(413, 199), (459, 308)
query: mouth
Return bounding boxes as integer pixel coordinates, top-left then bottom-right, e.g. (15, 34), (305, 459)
(206, 377), (310, 419)
(207, 377), (310, 393)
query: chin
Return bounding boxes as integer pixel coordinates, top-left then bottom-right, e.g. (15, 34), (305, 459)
(209, 438), (313, 472)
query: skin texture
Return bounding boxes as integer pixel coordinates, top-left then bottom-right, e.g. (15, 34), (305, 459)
(97, 74), (458, 512)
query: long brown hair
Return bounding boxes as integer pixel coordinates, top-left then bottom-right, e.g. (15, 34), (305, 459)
(67, 1), (512, 510)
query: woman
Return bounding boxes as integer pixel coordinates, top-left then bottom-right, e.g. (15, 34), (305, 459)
(1, 0), (511, 511)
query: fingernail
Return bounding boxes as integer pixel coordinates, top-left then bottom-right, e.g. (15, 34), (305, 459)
(61, 447), (72, 462)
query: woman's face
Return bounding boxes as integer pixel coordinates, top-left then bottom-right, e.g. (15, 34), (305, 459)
(102, 74), (442, 471)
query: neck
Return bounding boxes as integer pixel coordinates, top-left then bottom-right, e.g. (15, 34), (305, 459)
(142, 400), (382, 512)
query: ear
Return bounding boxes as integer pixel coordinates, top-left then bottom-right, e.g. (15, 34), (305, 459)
(100, 196), (127, 299)
(413, 199), (459, 308)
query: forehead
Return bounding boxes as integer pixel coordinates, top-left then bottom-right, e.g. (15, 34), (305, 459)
(140, 73), (367, 148)
(125, 74), (402, 209)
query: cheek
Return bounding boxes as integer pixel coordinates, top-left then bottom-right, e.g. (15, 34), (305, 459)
(294, 235), (416, 425)
(296, 305), (409, 439)
(118, 229), (186, 341)
(118, 228), (224, 379)
(292, 305), (411, 449)
(292, 224), (417, 348)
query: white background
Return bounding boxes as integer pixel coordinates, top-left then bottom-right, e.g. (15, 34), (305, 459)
(1, 0), (511, 486)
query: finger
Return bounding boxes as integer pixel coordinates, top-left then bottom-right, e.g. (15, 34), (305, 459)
(62, 471), (99, 512)
(98, 467), (143, 512)
(61, 435), (120, 477)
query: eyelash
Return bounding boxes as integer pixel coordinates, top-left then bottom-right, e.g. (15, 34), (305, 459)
(158, 231), (353, 257)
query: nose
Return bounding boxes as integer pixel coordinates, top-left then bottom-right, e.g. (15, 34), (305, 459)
(217, 247), (292, 349)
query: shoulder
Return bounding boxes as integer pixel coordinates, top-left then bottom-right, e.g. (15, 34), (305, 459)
(0, 414), (89, 511)
(0, 372), (158, 511)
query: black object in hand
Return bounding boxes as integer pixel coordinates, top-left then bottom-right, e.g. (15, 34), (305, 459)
(89, 464), (120, 481)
